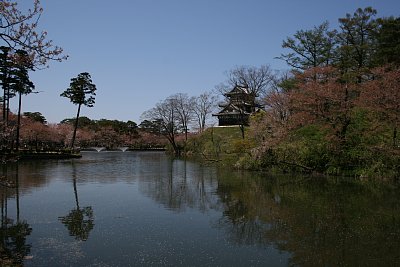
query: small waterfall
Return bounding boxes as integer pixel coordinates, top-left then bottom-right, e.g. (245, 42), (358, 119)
(118, 147), (129, 152)
(92, 147), (106, 152)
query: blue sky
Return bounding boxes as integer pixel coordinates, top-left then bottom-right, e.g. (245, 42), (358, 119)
(11, 0), (400, 124)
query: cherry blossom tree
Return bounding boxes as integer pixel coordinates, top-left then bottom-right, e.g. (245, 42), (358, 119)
(0, 0), (67, 68)
(360, 67), (400, 147)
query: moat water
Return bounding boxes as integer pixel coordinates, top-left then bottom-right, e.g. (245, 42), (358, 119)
(1, 151), (399, 266)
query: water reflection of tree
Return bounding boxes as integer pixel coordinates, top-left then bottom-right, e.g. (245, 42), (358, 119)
(139, 158), (219, 212)
(266, 179), (400, 266)
(215, 172), (274, 246)
(137, 157), (400, 266)
(59, 163), (94, 241)
(0, 164), (32, 265)
(214, 170), (400, 266)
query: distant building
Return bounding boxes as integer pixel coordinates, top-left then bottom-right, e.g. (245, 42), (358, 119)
(213, 85), (260, 126)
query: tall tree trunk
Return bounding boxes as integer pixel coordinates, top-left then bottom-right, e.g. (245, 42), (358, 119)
(239, 124), (245, 139)
(1, 87), (6, 150)
(167, 133), (180, 156)
(2, 86), (6, 122)
(16, 164), (20, 222)
(71, 104), (81, 149)
(5, 87), (10, 125)
(15, 92), (22, 151)
(2, 81), (10, 125)
(201, 117), (205, 133)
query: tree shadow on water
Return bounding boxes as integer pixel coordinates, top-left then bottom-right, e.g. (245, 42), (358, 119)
(58, 163), (94, 241)
(1, 164), (32, 265)
(59, 207), (93, 241)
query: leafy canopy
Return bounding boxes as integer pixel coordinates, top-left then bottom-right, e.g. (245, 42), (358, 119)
(60, 72), (96, 107)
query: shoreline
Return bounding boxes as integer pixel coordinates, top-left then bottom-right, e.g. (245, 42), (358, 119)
(1, 151), (82, 162)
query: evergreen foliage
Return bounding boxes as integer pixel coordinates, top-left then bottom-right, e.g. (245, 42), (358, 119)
(60, 72), (96, 149)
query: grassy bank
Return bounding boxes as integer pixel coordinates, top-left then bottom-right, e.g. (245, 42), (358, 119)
(185, 126), (255, 166)
(184, 124), (400, 180)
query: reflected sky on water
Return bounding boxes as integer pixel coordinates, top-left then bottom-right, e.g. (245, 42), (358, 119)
(1, 151), (399, 266)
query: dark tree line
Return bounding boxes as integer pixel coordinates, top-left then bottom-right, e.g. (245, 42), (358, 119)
(0, 47), (35, 151)
(278, 7), (399, 76)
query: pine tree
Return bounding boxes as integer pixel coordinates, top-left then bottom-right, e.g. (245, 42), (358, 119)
(10, 50), (35, 151)
(60, 72), (96, 149)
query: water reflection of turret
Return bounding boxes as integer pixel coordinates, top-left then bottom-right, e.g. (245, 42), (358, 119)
(0, 164), (32, 265)
(215, 169), (275, 246)
(138, 157), (220, 212)
(58, 162), (94, 241)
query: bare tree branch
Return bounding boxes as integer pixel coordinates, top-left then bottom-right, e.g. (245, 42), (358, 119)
(0, 0), (67, 68)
